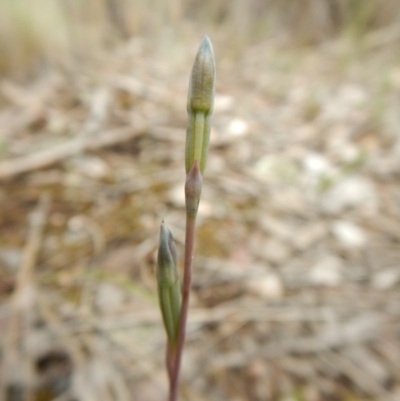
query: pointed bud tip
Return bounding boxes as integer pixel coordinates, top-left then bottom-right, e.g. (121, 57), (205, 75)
(157, 222), (178, 285)
(196, 35), (215, 72)
(158, 223), (177, 262)
(188, 36), (216, 115)
(159, 221), (169, 240)
(199, 35), (213, 55)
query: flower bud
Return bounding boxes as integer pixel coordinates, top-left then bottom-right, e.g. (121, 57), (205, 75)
(157, 223), (181, 344)
(187, 35), (215, 114)
(185, 35), (215, 174)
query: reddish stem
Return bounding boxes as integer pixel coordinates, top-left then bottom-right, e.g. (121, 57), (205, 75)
(168, 215), (196, 401)
(166, 342), (174, 384)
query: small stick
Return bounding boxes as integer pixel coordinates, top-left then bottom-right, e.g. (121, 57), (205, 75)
(0, 193), (51, 401)
(0, 126), (143, 180)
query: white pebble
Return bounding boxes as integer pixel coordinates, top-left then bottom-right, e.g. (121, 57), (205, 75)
(228, 118), (249, 137)
(372, 268), (400, 289)
(320, 175), (377, 214)
(310, 255), (343, 286)
(246, 273), (284, 300)
(331, 220), (367, 248)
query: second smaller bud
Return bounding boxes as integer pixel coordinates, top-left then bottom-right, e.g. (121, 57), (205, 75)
(157, 223), (181, 345)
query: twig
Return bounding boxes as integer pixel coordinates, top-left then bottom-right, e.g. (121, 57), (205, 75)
(0, 126), (144, 180)
(320, 351), (395, 400)
(0, 193), (51, 401)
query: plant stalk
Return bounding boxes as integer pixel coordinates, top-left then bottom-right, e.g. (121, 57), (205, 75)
(165, 35), (214, 401)
(168, 214), (196, 401)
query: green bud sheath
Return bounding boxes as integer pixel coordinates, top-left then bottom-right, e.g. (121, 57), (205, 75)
(185, 35), (216, 174)
(157, 223), (181, 344)
(185, 160), (203, 219)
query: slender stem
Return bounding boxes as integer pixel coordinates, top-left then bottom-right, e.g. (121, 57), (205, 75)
(166, 342), (174, 384)
(168, 215), (196, 401)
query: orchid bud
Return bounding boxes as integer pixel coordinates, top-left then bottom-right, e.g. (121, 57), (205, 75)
(157, 223), (181, 344)
(185, 35), (216, 174)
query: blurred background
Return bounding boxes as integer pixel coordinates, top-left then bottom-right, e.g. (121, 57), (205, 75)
(1, 1), (400, 400)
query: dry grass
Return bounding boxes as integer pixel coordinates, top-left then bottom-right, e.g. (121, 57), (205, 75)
(2, 0), (400, 78)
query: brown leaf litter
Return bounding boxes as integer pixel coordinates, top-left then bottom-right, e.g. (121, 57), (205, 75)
(0, 36), (400, 401)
